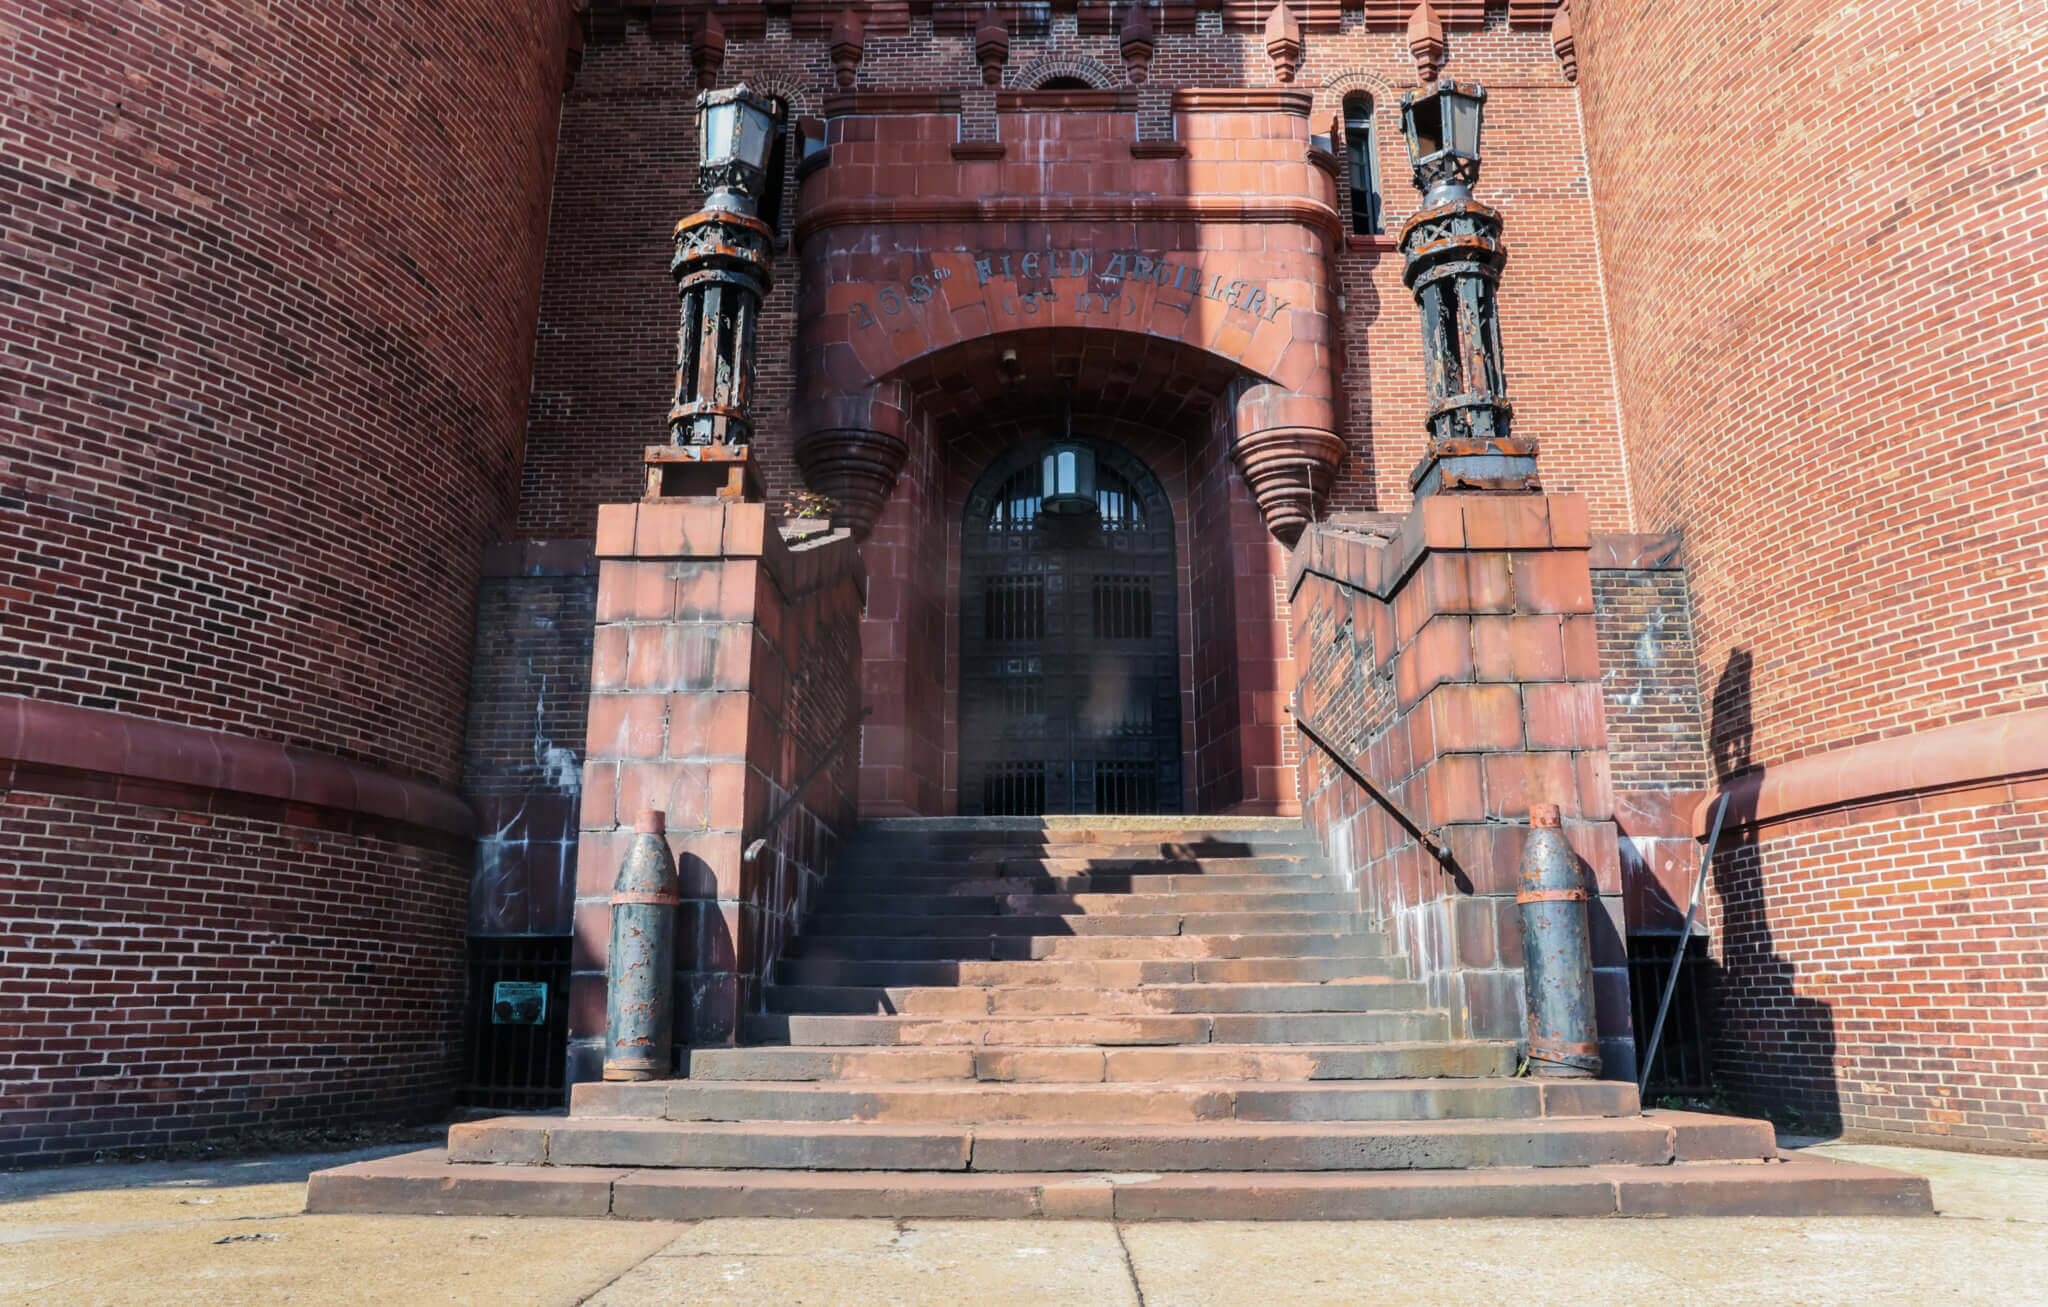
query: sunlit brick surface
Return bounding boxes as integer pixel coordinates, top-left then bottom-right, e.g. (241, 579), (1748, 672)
(1708, 790), (2048, 1152)
(1578, 0), (2048, 1149)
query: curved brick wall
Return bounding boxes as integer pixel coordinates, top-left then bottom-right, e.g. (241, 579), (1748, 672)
(0, 2), (571, 784)
(1577, 1), (2048, 1152)
(1576, 0), (2048, 770)
(0, 3), (571, 1164)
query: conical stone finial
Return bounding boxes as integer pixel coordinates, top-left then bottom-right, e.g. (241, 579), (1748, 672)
(830, 7), (865, 90)
(1265, 0), (1302, 85)
(690, 12), (725, 90)
(1120, 3), (1156, 85)
(1408, 0), (1446, 84)
(975, 10), (1009, 86)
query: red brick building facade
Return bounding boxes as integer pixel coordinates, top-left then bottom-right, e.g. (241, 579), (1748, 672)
(2, 0), (2041, 1163)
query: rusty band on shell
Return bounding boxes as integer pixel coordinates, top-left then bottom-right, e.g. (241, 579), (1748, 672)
(1516, 887), (1587, 904)
(1528, 1036), (1602, 1067)
(611, 891), (682, 906)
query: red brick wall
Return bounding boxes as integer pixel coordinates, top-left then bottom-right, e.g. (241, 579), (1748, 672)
(858, 409), (949, 815)
(0, 792), (468, 1166)
(464, 544), (600, 937)
(1577, 0), (2048, 1148)
(0, 0), (572, 1164)
(1589, 543), (1713, 935)
(0, 0), (572, 784)
(1577, 0), (2048, 770)
(1592, 563), (1708, 795)
(1707, 787), (2048, 1154)
(516, 15), (1628, 543)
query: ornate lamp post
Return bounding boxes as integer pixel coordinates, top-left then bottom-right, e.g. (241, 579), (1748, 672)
(1397, 78), (1538, 496)
(652, 85), (782, 499)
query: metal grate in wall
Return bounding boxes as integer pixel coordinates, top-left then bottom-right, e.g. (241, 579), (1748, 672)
(983, 574), (1047, 641)
(1628, 934), (1714, 1097)
(1091, 574), (1153, 640)
(1092, 761), (1157, 815)
(459, 936), (570, 1112)
(982, 761), (1047, 816)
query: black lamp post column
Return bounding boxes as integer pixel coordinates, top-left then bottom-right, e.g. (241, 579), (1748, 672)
(1398, 79), (1538, 496)
(654, 85), (782, 499)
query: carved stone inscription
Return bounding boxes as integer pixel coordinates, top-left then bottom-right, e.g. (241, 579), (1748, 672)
(844, 248), (1291, 332)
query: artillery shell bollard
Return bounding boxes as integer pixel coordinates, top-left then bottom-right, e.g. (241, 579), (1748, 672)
(604, 809), (680, 1082)
(1517, 802), (1602, 1079)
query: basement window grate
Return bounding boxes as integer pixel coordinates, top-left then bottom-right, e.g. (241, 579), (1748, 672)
(1627, 934), (1714, 1098)
(982, 761), (1047, 815)
(460, 936), (570, 1112)
(1093, 761), (1157, 815)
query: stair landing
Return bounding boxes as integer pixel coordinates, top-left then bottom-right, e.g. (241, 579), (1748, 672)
(308, 818), (1932, 1221)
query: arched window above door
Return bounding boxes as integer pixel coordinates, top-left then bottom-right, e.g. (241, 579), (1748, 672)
(985, 460), (1147, 531)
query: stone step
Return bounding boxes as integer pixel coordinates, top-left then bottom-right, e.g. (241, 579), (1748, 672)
(677, 1042), (1519, 1083)
(775, 954), (1411, 988)
(841, 840), (1319, 860)
(814, 891), (1359, 917)
(800, 910), (1368, 937)
(761, 980), (1429, 1017)
(742, 1010), (1450, 1046)
(568, 1077), (1638, 1125)
(825, 872), (1338, 896)
(845, 821), (1316, 853)
(834, 855), (1323, 877)
(308, 1149), (1934, 1221)
(783, 932), (1398, 962)
(441, 1113), (1778, 1173)
(843, 823), (1310, 844)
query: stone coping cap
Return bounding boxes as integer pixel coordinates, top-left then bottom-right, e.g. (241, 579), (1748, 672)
(0, 694), (473, 838)
(1695, 707), (2048, 836)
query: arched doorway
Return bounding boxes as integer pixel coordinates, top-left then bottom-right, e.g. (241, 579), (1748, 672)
(959, 437), (1183, 816)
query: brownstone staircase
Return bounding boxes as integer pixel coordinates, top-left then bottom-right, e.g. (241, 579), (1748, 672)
(308, 818), (1932, 1219)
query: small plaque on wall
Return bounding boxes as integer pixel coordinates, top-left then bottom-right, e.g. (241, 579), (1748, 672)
(491, 981), (549, 1025)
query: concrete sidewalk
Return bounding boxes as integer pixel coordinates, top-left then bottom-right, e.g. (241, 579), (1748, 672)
(2, 1138), (2042, 1306)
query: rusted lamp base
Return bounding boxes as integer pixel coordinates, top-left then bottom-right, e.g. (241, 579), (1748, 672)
(1410, 436), (1542, 496)
(645, 442), (764, 502)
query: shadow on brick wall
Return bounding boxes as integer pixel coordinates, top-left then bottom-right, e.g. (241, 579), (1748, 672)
(1703, 648), (1842, 1134)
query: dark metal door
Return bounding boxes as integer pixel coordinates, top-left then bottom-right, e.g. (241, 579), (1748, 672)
(959, 438), (1182, 815)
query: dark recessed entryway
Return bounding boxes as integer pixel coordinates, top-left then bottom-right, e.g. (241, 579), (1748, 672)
(958, 436), (1183, 815)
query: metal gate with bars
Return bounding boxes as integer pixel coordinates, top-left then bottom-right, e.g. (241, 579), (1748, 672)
(1628, 933), (1715, 1097)
(959, 437), (1182, 816)
(459, 936), (570, 1111)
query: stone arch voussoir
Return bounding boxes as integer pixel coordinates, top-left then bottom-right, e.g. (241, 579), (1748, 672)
(1010, 53), (1119, 90)
(1314, 69), (1400, 122)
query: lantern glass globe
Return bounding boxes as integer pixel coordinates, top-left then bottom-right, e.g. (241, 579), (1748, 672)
(1040, 443), (1098, 517)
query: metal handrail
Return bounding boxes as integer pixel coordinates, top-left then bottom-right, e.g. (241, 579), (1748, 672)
(1294, 561), (1396, 603)
(1288, 703), (1452, 866)
(1637, 793), (1730, 1096)
(741, 705), (873, 863)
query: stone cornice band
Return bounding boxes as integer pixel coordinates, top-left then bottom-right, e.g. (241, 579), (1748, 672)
(795, 194), (1344, 243)
(0, 694), (474, 840)
(1694, 707), (2048, 838)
